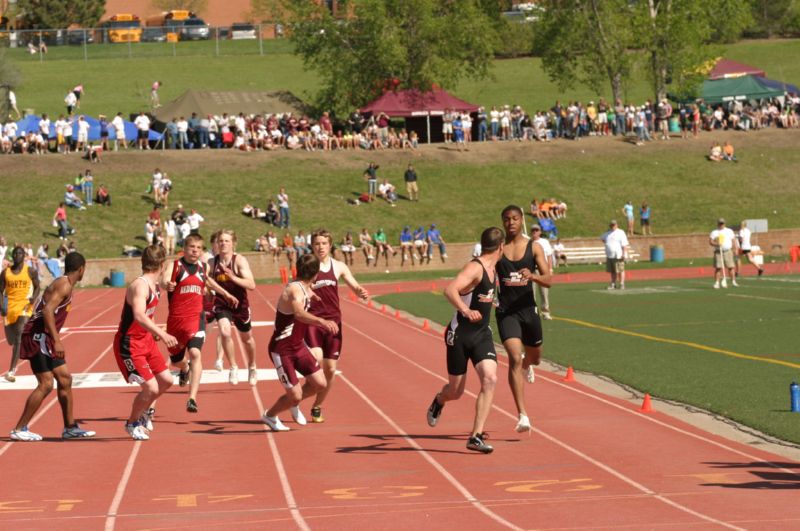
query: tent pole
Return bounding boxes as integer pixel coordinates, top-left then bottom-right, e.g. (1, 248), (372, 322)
(426, 114), (430, 145)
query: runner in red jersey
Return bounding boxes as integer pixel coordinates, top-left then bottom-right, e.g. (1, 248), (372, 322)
(10, 252), (95, 442)
(162, 234), (236, 413)
(305, 229), (368, 424)
(211, 230), (258, 386)
(262, 254), (339, 432)
(113, 245), (178, 441)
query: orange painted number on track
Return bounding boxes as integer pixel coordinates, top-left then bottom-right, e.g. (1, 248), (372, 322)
(495, 479), (602, 493)
(324, 486), (427, 500)
(153, 494), (253, 507)
(0, 500), (45, 513)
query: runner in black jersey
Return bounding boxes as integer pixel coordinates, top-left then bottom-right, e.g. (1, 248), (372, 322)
(426, 227), (505, 454)
(497, 205), (551, 433)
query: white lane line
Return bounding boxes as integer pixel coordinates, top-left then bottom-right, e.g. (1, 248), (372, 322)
(104, 441), (142, 531)
(345, 320), (744, 531)
(338, 372), (523, 530)
(727, 293), (800, 304)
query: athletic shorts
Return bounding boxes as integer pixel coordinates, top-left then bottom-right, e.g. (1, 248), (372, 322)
(20, 333), (66, 373)
(641, 218), (650, 226)
(444, 325), (497, 376)
(270, 343), (321, 389)
(442, 123), (453, 134)
(496, 306), (543, 348)
(606, 258), (625, 274)
(305, 324), (343, 360)
(214, 305), (252, 333)
(114, 332), (168, 384)
(167, 314), (206, 362)
(137, 130), (149, 140)
(714, 250), (735, 269)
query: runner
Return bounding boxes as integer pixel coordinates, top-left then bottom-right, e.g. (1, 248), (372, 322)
(211, 230), (258, 385)
(496, 205), (551, 433)
(10, 252), (94, 441)
(205, 231), (225, 373)
(306, 228), (369, 423)
(426, 227), (504, 454)
(162, 234), (237, 413)
(113, 245), (178, 441)
(1, 246), (41, 382)
(262, 254), (339, 432)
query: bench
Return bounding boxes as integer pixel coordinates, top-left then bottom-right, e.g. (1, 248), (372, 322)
(559, 246), (640, 266)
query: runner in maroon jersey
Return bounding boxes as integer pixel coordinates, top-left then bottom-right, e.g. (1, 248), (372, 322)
(114, 245), (178, 441)
(211, 230), (258, 386)
(10, 253), (95, 442)
(262, 254), (339, 432)
(162, 234), (237, 413)
(205, 231), (225, 372)
(305, 228), (368, 424)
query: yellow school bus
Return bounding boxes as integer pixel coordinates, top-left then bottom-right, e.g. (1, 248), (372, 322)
(146, 10), (194, 42)
(101, 14), (143, 43)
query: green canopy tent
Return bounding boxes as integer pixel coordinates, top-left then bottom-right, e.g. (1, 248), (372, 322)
(698, 76), (784, 104)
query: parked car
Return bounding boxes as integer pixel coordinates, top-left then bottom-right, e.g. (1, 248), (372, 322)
(230, 23), (257, 40)
(66, 28), (94, 45)
(179, 18), (209, 40)
(141, 26), (167, 43)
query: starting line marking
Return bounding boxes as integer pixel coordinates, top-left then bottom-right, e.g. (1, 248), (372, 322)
(593, 286), (698, 295)
(61, 321), (275, 333)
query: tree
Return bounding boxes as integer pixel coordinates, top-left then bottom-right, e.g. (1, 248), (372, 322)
(152, 0), (208, 15)
(0, 49), (22, 120)
(277, 0), (498, 116)
(746, 0), (800, 37)
(17, 0), (106, 29)
(535, 0), (636, 105)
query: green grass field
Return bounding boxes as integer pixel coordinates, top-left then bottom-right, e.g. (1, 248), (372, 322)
(376, 275), (800, 445)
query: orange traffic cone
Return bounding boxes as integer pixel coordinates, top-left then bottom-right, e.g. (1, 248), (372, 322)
(640, 393), (653, 413)
(394, 285), (401, 293)
(562, 366), (576, 382)
(367, 299), (374, 308)
(279, 266), (288, 284)
(394, 309), (401, 319)
(291, 266), (297, 279)
(348, 292), (357, 301)
(381, 304), (387, 313)
(421, 319), (430, 331)
(430, 282), (437, 291)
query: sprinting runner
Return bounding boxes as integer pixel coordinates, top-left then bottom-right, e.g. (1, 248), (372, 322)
(305, 228), (368, 423)
(113, 245), (178, 441)
(1, 246), (41, 382)
(262, 254), (339, 432)
(426, 227), (504, 454)
(10, 252), (95, 441)
(496, 205), (551, 433)
(205, 231), (225, 372)
(162, 234), (237, 413)
(211, 230), (258, 385)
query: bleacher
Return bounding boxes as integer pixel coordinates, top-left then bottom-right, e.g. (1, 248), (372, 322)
(559, 246), (640, 265)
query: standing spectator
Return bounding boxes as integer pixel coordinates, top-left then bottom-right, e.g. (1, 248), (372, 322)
(163, 217), (176, 255)
(710, 218), (738, 289)
(38, 113), (51, 151)
(426, 224), (447, 262)
(62, 116), (74, 153)
(640, 201), (652, 235)
(452, 114), (465, 151)
(403, 163), (419, 202)
(601, 220), (630, 290)
(363, 162), (379, 202)
(442, 108), (454, 143)
(176, 116), (189, 149)
(111, 112), (127, 151)
(277, 187), (290, 228)
(531, 225), (553, 320)
(134, 112), (151, 150)
(72, 84), (84, 109)
(621, 200), (635, 236)
(151, 81), (162, 109)
(64, 91), (77, 115)
(151, 168), (163, 206)
(98, 114), (109, 151)
(187, 209), (204, 236)
(490, 105), (500, 140)
(8, 90), (21, 120)
(477, 106), (488, 141)
(53, 203), (70, 239)
(82, 169), (94, 206)
(75, 116), (90, 152)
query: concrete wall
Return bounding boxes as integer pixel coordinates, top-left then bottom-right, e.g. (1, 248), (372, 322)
(76, 228), (800, 287)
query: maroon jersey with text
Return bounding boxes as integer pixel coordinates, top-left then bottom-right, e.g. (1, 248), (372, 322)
(213, 254), (249, 311)
(269, 282), (310, 353)
(308, 260), (341, 321)
(23, 287), (72, 336)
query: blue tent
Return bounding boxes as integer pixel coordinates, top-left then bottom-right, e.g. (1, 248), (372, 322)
(755, 76), (800, 96)
(14, 114), (44, 136)
(15, 114), (162, 142)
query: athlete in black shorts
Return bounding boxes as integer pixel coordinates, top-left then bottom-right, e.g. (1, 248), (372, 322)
(426, 227), (505, 454)
(497, 205), (551, 433)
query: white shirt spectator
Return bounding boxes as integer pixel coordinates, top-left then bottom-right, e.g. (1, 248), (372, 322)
(134, 114), (150, 132)
(534, 237), (553, 262)
(77, 119), (90, 141)
(187, 212), (204, 231)
(3, 122), (17, 138)
(8, 91), (16, 106)
(710, 227), (736, 251)
(152, 170), (163, 192)
(234, 115), (246, 133)
(54, 118), (66, 138)
(164, 219), (176, 238)
(739, 227), (752, 251)
(179, 221), (191, 240)
(65, 92), (77, 108)
(39, 118), (51, 137)
(112, 115), (125, 137)
(63, 119), (73, 138)
(176, 119), (189, 133)
(601, 227), (629, 259)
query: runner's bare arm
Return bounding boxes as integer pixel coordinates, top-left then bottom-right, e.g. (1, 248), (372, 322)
(0, 270), (5, 316)
(288, 283), (339, 334)
(29, 266), (41, 309)
(443, 261), (483, 322)
(222, 256), (256, 291)
(337, 259), (369, 299)
(42, 278), (71, 359)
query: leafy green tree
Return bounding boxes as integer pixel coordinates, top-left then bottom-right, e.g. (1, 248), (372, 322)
(152, 0), (208, 16)
(17, 0), (106, 29)
(746, 0), (800, 37)
(0, 49), (22, 120)
(535, 0), (636, 105)
(279, 0), (498, 116)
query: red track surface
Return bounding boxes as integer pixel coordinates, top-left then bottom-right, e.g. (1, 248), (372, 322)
(1, 281), (798, 530)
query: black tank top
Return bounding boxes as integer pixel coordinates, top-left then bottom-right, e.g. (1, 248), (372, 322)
(496, 238), (538, 314)
(448, 260), (496, 332)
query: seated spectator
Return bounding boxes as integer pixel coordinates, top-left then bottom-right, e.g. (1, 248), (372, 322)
(399, 226), (415, 266)
(83, 144), (102, 163)
(340, 232), (356, 265)
(530, 198), (541, 219)
(378, 179), (398, 206)
(64, 185), (86, 210)
(426, 224), (447, 262)
(708, 142), (723, 162)
(281, 231), (297, 265)
(96, 184), (111, 206)
(265, 200), (280, 226)
(373, 228), (396, 268)
(265, 231), (280, 261)
(242, 203), (262, 219)
(359, 228), (375, 265)
(538, 198), (554, 219)
(413, 226), (429, 263)
(552, 239), (568, 268)
(294, 230), (311, 256)
(722, 141), (737, 162)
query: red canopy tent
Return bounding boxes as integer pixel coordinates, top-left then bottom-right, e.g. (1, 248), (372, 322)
(709, 59), (766, 80)
(360, 87), (480, 143)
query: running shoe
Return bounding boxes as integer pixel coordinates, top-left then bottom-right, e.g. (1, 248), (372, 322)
(10, 426), (43, 441)
(541, 311), (552, 321)
(214, 359), (223, 372)
(63, 423), (96, 439)
(606, 284), (615, 290)
(713, 282), (720, 289)
(125, 421), (149, 441)
(427, 395), (443, 427)
(4, 370), (15, 383)
(732, 280), (739, 287)
(758, 268), (764, 277)
(178, 368), (190, 387)
(139, 407), (155, 431)
(515, 414), (532, 433)
(290, 406), (307, 426)
(721, 279), (728, 289)
(186, 398), (198, 413)
(229, 366), (239, 385)
(310, 406), (325, 423)
(466, 433), (494, 454)
(262, 413), (290, 432)
(526, 365), (535, 384)
(248, 367), (258, 386)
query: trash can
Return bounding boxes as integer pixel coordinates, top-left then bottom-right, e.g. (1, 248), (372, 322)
(650, 245), (664, 263)
(669, 117), (680, 133)
(109, 269), (125, 287)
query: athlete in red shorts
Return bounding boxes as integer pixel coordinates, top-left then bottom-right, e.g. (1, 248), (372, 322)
(114, 245), (178, 441)
(305, 229), (368, 423)
(262, 254), (339, 432)
(162, 233), (237, 412)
